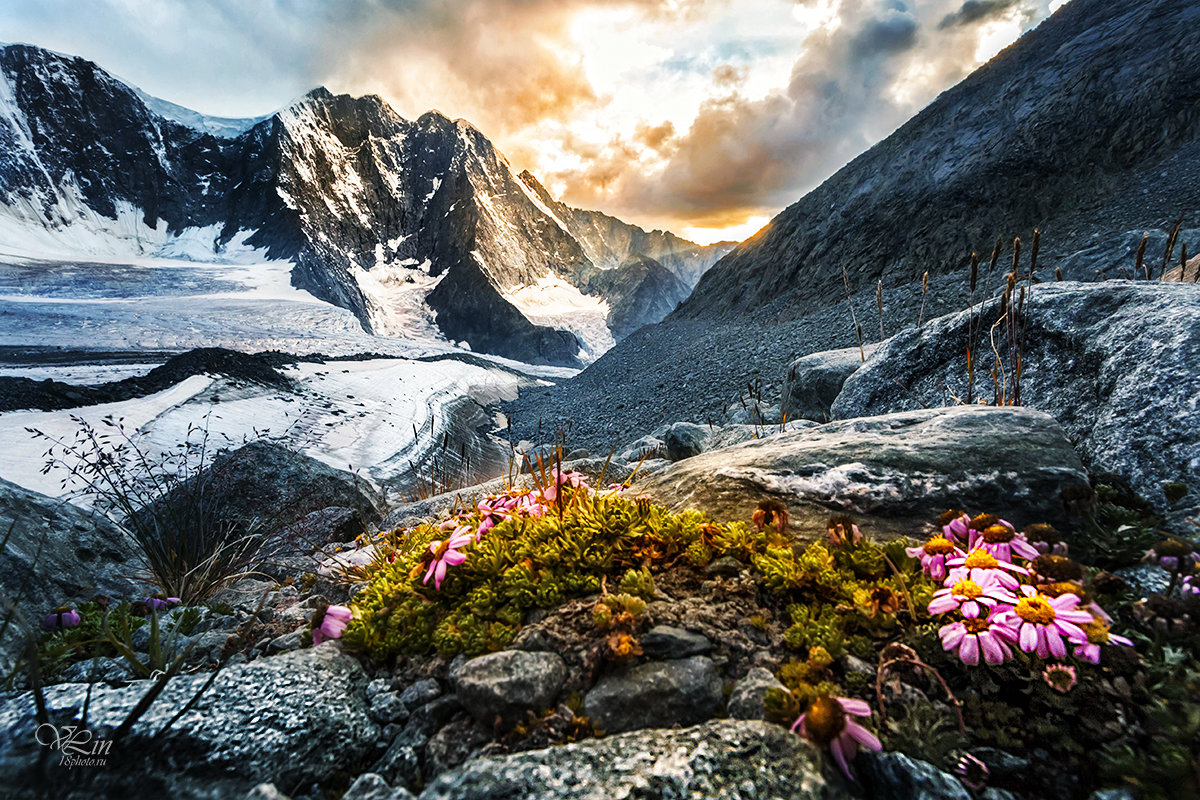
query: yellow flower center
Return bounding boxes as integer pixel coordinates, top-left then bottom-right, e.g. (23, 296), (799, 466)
(924, 536), (957, 556)
(1015, 595), (1057, 625)
(1081, 619), (1110, 645)
(981, 524), (1015, 543)
(963, 617), (992, 634)
(803, 695), (847, 746)
(951, 579), (984, 599)
(964, 549), (1000, 569)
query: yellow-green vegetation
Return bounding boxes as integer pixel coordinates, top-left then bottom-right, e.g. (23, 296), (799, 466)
(343, 482), (933, 662)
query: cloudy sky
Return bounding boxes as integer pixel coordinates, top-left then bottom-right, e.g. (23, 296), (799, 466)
(2, 0), (1066, 242)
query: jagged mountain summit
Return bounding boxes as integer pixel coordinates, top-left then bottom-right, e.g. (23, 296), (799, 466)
(0, 44), (727, 366)
(677, 0), (1200, 322)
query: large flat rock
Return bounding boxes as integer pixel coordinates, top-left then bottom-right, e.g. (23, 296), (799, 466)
(418, 720), (846, 800)
(0, 645), (378, 799)
(833, 282), (1200, 523)
(635, 406), (1089, 538)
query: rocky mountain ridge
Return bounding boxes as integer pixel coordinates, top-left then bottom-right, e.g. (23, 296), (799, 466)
(0, 44), (726, 366)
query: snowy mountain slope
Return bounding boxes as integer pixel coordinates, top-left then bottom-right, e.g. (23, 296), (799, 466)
(0, 44), (729, 366)
(133, 88), (266, 139)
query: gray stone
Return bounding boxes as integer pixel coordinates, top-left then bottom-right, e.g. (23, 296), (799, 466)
(0, 477), (143, 674)
(861, 751), (970, 800)
(398, 678), (442, 709)
(635, 405), (1091, 538)
(584, 655), (723, 735)
(370, 691), (410, 725)
(130, 624), (152, 651)
(639, 625), (712, 659)
(58, 656), (134, 685)
(424, 715), (491, 777)
(1088, 790), (1137, 800)
(727, 667), (787, 720)
(244, 785), (292, 800)
(372, 696), (464, 789)
(663, 422), (711, 461)
(618, 435), (665, 463)
(784, 345), (879, 423)
(343, 773), (417, 800)
(451, 650), (566, 723)
(0, 644), (378, 799)
(268, 628), (305, 653)
(832, 282), (1200, 525)
(417, 720), (845, 799)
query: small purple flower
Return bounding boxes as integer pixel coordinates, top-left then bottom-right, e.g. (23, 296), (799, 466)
(905, 534), (963, 581)
(313, 604), (352, 645)
(43, 606), (81, 630)
(955, 753), (990, 791)
(941, 511), (971, 545)
(1043, 663), (1078, 693)
(145, 594), (181, 612)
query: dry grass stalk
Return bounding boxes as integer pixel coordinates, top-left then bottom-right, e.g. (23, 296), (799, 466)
(917, 271), (929, 328)
(1135, 234), (1148, 279)
(876, 279), (884, 340)
(841, 263), (866, 361)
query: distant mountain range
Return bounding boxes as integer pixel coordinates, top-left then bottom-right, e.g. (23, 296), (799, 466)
(0, 44), (732, 366)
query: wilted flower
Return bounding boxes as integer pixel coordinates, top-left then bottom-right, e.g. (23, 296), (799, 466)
(939, 614), (1018, 665)
(929, 573), (1018, 618)
(955, 753), (990, 791)
(906, 534), (963, 581)
(312, 604), (352, 645)
(43, 606), (81, 630)
(1183, 574), (1200, 595)
(867, 585), (900, 617)
(971, 522), (1040, 562)
(1030, 555), (1084, 584)
(946, 547), (1030, 590)
(791, 695), (881, 781)
(992, 585), (1092, 658)
(827, 515), (863, 547)
(1042, 663), (1078, 693)
(1144, 537), (1196, 572)
(145, 594), (181, 612)
(753, 499), (790, 533)
(423, 527), (474, 590)
(1073, 618), (1134, 664)
(939, 509), (971, 544)
(1025, 523), (1067, 556)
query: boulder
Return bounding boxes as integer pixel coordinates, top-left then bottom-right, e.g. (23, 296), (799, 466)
(0, 645), (378, 799)
(784, 344), (879, 423)
(0, 477), (143, 675)
(832, 282), (1200, 523)
(584, 655), (723, 735)
(417, 720), (846, 799)
(860, 751), (971, 800)
(635, 405), (1091, 538)
(139, 441), (386, 545)
(343, 773), (417, 800)
(727, 667), (788, 721)
(663, 422), (711, 461)
(451, 650), (566, 724)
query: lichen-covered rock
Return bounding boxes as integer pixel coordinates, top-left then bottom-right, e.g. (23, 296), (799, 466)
(0, 645), (378, 799)
(584, 655), (723, 735)
(638, 625), (712, 659)
(727, 667), (788, 720)
(636, 405), (1090, 538)
(0, 477), (143, 675)
(784, 344), (878, 423)
(417, 720), (846, 799)
(451, 650), (567, 724)
(832, 282), (1200, 525)
(860, 751), (971, 799)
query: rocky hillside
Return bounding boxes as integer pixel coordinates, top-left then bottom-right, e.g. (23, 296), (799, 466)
(510, 0), (1200, 436)
(0, 45), (727, 366)
(678, 0), (1200, 322)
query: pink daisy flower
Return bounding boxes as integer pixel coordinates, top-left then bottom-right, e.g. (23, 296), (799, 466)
(1073, 617), (1134, 664)
(941, 511), (971, 545)
(992, 585), (1092, 659)
(1043, 663), (1078, 693)
(423, 526), (474, 590)
(939, 614), (1018, 665)
(970, 521), (1040, 563)
(906, 534), (964, 581)
(946, 548), (1030, 591)
(929, 573), (1019, 618)
(791, 695), (881, 782)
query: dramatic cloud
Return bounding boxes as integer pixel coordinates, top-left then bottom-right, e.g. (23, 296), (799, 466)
(0, 0), (1059, 241)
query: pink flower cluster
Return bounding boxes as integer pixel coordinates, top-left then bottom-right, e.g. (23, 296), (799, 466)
(421, 469), (590, 591)
(915, 512), (1131, 670)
